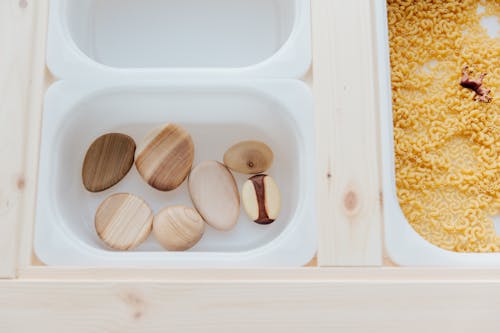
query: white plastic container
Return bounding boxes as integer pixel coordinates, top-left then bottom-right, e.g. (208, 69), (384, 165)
(35, 0), (315, 267)
(376, 2), (500, 266)
(47, 0), (311, 79)
(35, 80), (315, 267)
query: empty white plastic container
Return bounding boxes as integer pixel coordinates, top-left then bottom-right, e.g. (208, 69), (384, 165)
(35, 0), (316, 267)
(47, 0), (311, 79)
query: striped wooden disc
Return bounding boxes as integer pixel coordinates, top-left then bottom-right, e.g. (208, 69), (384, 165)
(82, 133), (136, 192)
(95, 193), (153, 250)
(135, 123), (194, 191)
(153, 205), (205, 251)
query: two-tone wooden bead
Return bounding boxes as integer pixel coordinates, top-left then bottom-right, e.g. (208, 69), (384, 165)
(241, 174), (281, 224)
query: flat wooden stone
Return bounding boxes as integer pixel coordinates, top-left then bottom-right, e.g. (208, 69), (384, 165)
(82, 133), (136, 192)
(153, 206), (205, 251)
(223, 140), (274, 174)
(188, 161), (240, 231)
(135, 123), (194, 191)
(95, 193), (153, 250)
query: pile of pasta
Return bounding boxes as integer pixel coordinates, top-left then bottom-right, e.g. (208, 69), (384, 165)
(388, 0), (500, 251)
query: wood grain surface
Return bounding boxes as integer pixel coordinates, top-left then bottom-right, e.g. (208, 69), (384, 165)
(135, 123), (194, 191)
(0, 0), (49, 277)
(95, 193), (153, 250)
(312, 0), (383, 266)
(153, 206), (205, 251)
(2, 0), (500, 330)
(82, 133), (136, 192)
(1, 279), (500, 332)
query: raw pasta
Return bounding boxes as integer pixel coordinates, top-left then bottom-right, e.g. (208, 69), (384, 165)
(388, 0), (500, 252)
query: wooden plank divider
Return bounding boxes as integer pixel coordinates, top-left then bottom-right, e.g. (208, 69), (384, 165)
(312, 0), (383, 266)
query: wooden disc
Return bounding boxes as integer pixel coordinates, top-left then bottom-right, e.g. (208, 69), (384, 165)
(223, 140), (274, 174)
(135, 123), (194, 191)
(95, 193), (153, 250)
(153, 206), (205, 251)
(188, 161), (240, 231)
(82, 133), (136, 192)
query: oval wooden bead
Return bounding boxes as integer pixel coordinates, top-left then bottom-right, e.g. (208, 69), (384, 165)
(82, 133), (136, 192)
(242, 174), (281, 224)
(135, 123), (194, 191)
(95, 193), (153, 250)
(223, 140), (274, 174)
(188, 161), (240, 231)
(153, 206), (205, 251)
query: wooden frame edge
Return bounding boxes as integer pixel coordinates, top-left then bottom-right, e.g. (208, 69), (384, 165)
(0, 0), (49, 278)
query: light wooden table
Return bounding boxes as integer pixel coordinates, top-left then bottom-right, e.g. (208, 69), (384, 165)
(1, 0), (500, 331)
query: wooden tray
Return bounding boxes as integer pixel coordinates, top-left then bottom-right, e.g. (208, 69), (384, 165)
(1, 0), (499, 331)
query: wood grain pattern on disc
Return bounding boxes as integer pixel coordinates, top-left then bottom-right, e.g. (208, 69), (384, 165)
(82, 133), (136, 192)
(153, 206), (205, 251)
(95, 193), (153, 250)
(188, 161), (240, 231)
(135, 123), (194, 191)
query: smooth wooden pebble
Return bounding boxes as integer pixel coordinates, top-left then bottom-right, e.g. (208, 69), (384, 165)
(82, 133), (136, 192)
(95, 193), (153, 250)
(188, 161), (240, 231)
(242, 174), (281, 224)
(223, 140), (274, 174)
(153, 206), (205, 251)
(135, 123), (194, 191)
